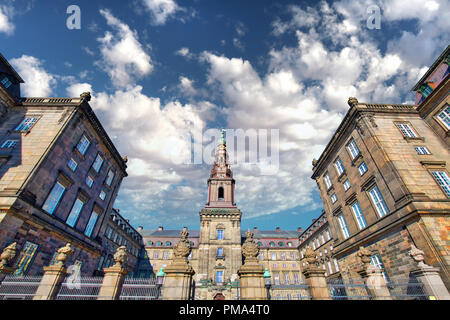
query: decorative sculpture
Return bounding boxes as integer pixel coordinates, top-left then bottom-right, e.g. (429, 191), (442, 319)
(173, 227), (191, 261)
(241, 229), (259, 264)
(357, 246), (373, 268)
(0, 242), (17, 268)
(113, 246), (128, 267)
(409, 244), (428, 268)
(55, 243), (74, 267)
(80, 92), (91, 102)
(348, 97), (359, 108)
(304, 247), (317, 267)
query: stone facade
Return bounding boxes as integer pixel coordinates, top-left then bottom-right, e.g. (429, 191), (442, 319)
(311, 45), (450, 289)
(0, 53), (129, 276)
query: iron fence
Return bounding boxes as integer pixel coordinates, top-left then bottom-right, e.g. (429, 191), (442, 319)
(0, 275), (42, 300)
(270, 283), (311, 300)
(327, 278), (371, 300)
(55, 276), (103, 300)
(119, 277), (160, 300)
(387, 278), (428, 300)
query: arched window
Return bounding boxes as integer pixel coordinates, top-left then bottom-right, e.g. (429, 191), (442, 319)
(257, 242), (262, 247)
(147, 241), (153, 246)
(269, 242), (275, 247)
(218, 187), (224, 200)
(156, 241), (162, 246)
(165, 241), (172, 246)
(217, 247), (223, 256)
(278, 242), (284, 247)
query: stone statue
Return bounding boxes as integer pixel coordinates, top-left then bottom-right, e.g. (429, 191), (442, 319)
(0, 242), (17, 268)
(122, 155), (128, 163)
(348, 97), (359, 108)
(55, 243), (74, 267)
(304, 247), (317, 266)
(409, 244), (427, 268)
(113, 246), (128, 267)
(80, 92), (91, 102)
(312, 158), (318, 167)
(242, 229), (259, 264)
(173, 227), (191, 261)
(357, 246), (372, 268)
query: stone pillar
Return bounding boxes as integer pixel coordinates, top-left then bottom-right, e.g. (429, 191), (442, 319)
(0, 242), (18, 284)
(33, 243), (74, 300)
(409, 244), (450, 300)
(302, 247), (330, 300)
(161, 227), (195, 300)
(98, 246), (129, 300)
(355, 246), (391, 300)
(237, 229), (266, 300)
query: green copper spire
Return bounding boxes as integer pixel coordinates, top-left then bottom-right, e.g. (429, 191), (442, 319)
(220, 129), (226, 145)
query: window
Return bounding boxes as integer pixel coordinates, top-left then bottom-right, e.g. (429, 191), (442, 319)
(217, 247), (223, 256)
(326, 230), (331, 241)
(258, 253), (263, 260)
(163, 252), (169, 260)
(165, 241), (172, 246)
(147, 241), (153, 246)
(1, 76), (12, 88)
(76, 135), (90, 155)
(431, 171), (450, 197)
(368, 185), (389, 217)
(312, 242), (316, 250)
(66, 198), (85, 227)
(269, 242), (275, 247)
(396, 123), (417, 138)
(351, 201), (367, 229)
(370, 254), (388, 282)
(84, 210), (99, 237)
(333, 258), (340, 272)
(358, 162), (368, 175)
(274, 273), (280, 285)
(419, 83), (433, 98)
(105, 169), (115, 186)
(86, 175), (94, 188)
(343, 179), (351, 191)
(217, 229), (224, 240)
(347, 139), (360, 160)
(156, 241), (162, 246)
(153, 252), (159, 259)
(293, 273), (300, 284)
(281, 252), (286, 260)
(331, 193), (338, 203)
(290, 252), (295, 260)
(271, 253), (276, 260)
(15, 117), (38, 132)
(257, 242), (262, 247)
(437, 105), (450, 129)
(337, 214), (350, 239)
(328, 260), (333, 274)
(14, 242), (38, 276)
(287, 242), (292, 247)
(70, 261), (83, 284)
(92, 154), (104, 173)
(1, 140), (17, 148)
(320, 234), (325, 244)
(415, 146), (431, 155)
(284, 273), (290, 285)
(278, 242), (284, 247)
(216, 271), (224, 283)
(323, 173), (332, 189)
(42, 181), (66, 214)
(218, 187), (224, 200)
(334, 159), (345, 176)
(67, 158), (78, 172)
(97, 256), (105, 270)
(99, 190), (107, 201)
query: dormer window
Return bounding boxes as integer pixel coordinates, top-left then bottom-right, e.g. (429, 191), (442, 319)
(1, 76), (12, 89)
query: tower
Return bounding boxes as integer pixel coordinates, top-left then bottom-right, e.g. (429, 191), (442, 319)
(197, 130), (242, 300)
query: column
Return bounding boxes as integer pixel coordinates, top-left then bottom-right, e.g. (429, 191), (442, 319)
(98, 246), (129, 300)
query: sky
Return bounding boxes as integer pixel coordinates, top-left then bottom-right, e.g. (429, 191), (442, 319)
(0, 0), (449, 232)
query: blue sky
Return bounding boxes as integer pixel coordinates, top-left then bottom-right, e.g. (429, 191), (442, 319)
(0, 0), (449, 231)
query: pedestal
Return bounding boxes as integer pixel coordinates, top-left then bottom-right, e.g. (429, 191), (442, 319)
(411, 265), (450, 300)
(33, 265), (67, 300)
(97, 265), (128, 300)
(358, 266), (392, 300)
(162, 262), (195, 300)
(238, 263), (266, 300)
(303, 267), (330, 300)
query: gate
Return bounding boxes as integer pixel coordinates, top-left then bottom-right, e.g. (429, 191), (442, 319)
(388, 278), (428, 300)
(119, 277), (160, 300)
(270, 283), (311, 300)
(55, 276), (103, 300)
(327, 278), (371, 300)
(0, 275), (42, 300)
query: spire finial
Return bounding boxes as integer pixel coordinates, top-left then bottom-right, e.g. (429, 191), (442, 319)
(220, 129), (226, 145)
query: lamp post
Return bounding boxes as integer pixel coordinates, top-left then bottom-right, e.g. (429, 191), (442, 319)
(156, 267), (165, 300)
(263, 268), (272, 300)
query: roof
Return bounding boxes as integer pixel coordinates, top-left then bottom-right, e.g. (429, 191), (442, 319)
(412, 44), (450, 91)
(140, 229), (300, 239)
(0, 52), (24, 83)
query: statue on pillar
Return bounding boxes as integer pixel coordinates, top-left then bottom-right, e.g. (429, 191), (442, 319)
(173, 227), (192, 263)
(112, 246), (128, 268)
(242, 229), (259, 265)
(0, 242), (17, 269)
(55, 243), (75, 267)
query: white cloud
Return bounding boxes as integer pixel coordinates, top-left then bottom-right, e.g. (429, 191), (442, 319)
(97, 9), (153, 89)
(66, 83), (93, 97)
(0, 5), (14, 35)
(142, 0), (181, 26)
(178, 76), (197, 97)
(10, 55), (56, 97)
(175, 47), (193, 59)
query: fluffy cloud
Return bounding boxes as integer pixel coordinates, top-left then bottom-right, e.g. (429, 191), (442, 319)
(97, 9), (153, 89)
(66, 83), (93, 97)
(10, 55), (56, 97)
(0, 5), (14, 35)
(178, 76), (198, 97)
(142, 0), (181, 26)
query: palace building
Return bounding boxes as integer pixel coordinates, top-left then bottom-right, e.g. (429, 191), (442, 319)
(311, 45), (450, 289)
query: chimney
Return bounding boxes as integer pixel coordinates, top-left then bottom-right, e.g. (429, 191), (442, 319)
(297, 227), (303, 232)
(276, 227), (281, 232)
(157, 226), (163, 231)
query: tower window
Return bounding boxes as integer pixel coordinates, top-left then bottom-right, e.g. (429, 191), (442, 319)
(218, 187), (224, 200)
(217, 229), (224, 240)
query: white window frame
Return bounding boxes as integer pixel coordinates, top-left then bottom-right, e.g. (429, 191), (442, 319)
(396, 123), (418, 138)
(415, 146), (431, 155)
(92, 154), (104, 173)
(84, 210), (99, 237)
(86, 175), (94, 188)
(431, 171), (450, 198)
(343, 179), (351, 191)
(99, 190), (107, 201)
(351, 201), (367, 229)
(323, 173), (332, 189)
(67, 158), (78, 172)
(1, 139), (18, 148)
(331, 193), (338, 203)
(42, 181), (66, 214)
(105, 169), (115, 186)
(436, 105), (450, 130)
(337, 214), (350, 239)
(368, 185), (389, 217)
(15, 117), (38, 132)
(358, 162), (368, 176)
(76, 134), (90, 155)
(334, 158), (345, 176)
(66, 198), (85, 227)
(347, 139), (360, 160)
